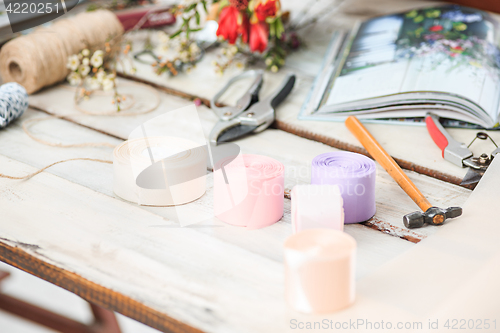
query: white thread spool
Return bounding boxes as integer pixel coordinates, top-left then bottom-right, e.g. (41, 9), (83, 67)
(113, 136), (207, 206)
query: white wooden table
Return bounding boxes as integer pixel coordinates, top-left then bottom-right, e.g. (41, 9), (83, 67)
(2, 0), (497, 332)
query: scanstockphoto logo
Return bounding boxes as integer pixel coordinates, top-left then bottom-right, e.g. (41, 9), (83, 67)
(4, 0), (79, 33)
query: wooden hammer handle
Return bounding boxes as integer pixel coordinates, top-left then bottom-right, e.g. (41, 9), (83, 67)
(345, 116), (432, 212)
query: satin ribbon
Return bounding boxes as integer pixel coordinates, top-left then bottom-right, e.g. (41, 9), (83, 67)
(113, 136), (207, 206)
(291, 184), (344, 233)
(284, 229), (356, 314)
(214, 154), (284, 229)
(311, 152), (376, 224)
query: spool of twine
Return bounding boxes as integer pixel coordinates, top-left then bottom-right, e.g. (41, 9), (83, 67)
(0, 10), (124, 94)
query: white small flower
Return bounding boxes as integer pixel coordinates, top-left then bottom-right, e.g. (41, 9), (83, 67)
(265, 58), (272, 66)
(82, 49), (90, 57)
(87, 77), (101, 90)
(271, 65), (278, 73)
(67, 54), (80, 71)
(96, 70), (105, 83)
(82, 57), (89, 66)
(79, 65), (90, 77)
(179, 51), (189, 62)
(158, 31), (169, 45)
(67, 72), (82, 86)
(102, 78), (114, 91)
(189, 43), (200, 54)
(90, 50), (104, 68)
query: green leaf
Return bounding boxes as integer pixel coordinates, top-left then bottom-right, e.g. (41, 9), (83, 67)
(413, 15), (424, 23)
(265, 16), (276, 24)
(187, 3), (197, 11)
(190, 28), (202, 32)
(195, 11), (200, 25)
(269, 21), (276, 37)
(201, 0), (208, 13)
(406, 10), (418, 18)
(170, 29), (182, 38)
(275, 18), (284, 38)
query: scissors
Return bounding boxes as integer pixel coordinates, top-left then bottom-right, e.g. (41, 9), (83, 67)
(209, 69), (296, 145)
(425, 112), (500, 186)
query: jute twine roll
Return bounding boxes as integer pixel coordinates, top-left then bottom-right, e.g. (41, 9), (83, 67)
(0, 10), (124, 94)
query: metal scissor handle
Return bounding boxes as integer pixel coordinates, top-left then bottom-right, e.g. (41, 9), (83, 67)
(210, 69), (264, 121)
(239, 73), (296, 130)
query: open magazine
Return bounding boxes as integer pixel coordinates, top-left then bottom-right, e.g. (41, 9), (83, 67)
(300, 5), (500, 129)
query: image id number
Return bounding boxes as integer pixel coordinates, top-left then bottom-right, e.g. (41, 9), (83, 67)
(444, 319), (497, 330)
(5, 2), (62, 14)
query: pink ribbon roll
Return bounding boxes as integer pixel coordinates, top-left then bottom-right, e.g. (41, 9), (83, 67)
(291, 185), (344, 233)
(214, 154), (284, 229)
(284, 229), (356, 314)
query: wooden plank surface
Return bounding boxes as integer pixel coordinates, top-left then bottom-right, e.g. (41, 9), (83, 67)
(101, 0), (500, 186)
(0, 150), (414, 332)
(26, 81), (470, 241)
(0, 1), (484, 331)
(0, 105), (467, 332)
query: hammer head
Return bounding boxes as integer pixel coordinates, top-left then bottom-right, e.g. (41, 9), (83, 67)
(403, 207), (462, 229)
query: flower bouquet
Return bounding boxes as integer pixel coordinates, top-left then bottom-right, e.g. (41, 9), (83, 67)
(152, 0), (302, 76)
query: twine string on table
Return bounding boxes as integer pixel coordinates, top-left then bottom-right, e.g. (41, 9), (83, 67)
(0, 115), (116, 180)
(0, 158), (113, 180)
(22, 115), (117, 148)
(3, 79), (162, 179)
(59, 80), (162, 116)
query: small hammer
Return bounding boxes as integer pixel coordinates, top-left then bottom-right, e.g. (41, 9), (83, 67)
(345, 116), (462, 229)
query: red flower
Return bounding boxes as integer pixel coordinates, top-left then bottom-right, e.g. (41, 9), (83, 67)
(229, 0), (249, 10)
(429, 25), (443, 32)
(239, 14), (250, 43)
(249, 22), (268, 52)
(254, 0), (279, 21)
(451, 46), (463, 51)
(216, 6), (240, 44)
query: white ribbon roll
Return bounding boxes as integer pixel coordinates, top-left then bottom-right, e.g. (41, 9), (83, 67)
(284, 229), (356, 314)
(291, 185), (344, 233)
(113, 136), (207, 206)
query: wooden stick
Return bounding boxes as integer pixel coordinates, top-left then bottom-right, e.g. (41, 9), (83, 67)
(345, 116), (432, 212)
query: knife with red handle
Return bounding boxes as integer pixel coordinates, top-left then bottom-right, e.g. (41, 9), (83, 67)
(115, 6), (176, 31)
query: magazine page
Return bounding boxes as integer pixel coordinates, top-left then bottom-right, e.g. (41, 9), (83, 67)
(321, 5), (500, 124)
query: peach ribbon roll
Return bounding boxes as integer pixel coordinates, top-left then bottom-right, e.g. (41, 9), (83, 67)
(291, 185), (344, 233)
(284, 229), (356, 314)
(113, 136), (207, 206)
(214, 154), (284, 229)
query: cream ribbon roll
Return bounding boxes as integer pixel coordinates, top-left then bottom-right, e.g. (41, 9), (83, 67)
(113, 136), (207, 206)
(291, 185), (344, 233)
(214, 154), (284, 229)
(284, 229), (356, 314)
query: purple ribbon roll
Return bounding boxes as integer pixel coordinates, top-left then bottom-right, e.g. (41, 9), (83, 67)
(311, 152), (376, 224)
